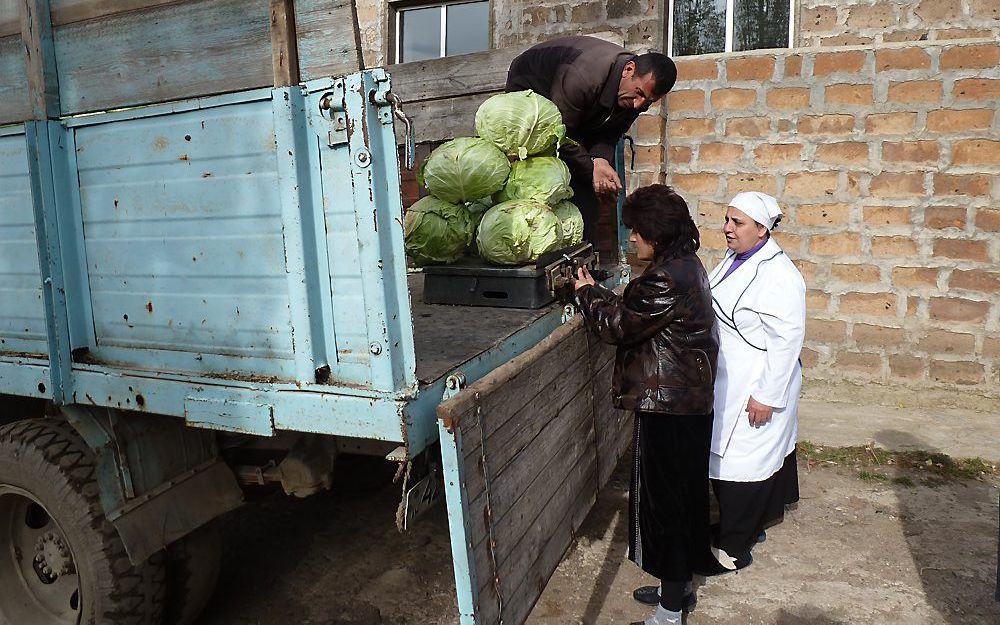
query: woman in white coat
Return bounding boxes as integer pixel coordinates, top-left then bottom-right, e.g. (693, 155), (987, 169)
(707, 191), (806, 571)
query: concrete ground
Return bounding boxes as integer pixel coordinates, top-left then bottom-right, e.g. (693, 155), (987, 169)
(196, 381), (1000, 625)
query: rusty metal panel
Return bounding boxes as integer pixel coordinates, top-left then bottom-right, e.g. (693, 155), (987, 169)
(0, 128), (47, 357)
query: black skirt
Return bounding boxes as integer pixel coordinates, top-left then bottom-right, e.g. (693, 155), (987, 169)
(627, 411), (720, 582)
(711, 449), (800, 557)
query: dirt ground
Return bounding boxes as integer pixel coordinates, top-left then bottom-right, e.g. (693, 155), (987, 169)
(196, 446), (999, 625)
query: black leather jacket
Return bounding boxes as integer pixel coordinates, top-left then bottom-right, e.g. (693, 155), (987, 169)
(575, 252), (719, 415)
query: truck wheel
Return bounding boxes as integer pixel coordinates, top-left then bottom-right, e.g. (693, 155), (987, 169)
(165, 521), (222, 625)
(0, 418), (166, 625)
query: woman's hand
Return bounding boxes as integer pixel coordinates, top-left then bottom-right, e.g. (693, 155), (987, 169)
(746, 396), (774, 427)
(575, 266), (596, 290)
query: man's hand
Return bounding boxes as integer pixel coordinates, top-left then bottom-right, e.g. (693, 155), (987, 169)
(575, 266), (596, 290)
(746, 396), (774, 428)
(592, 157), (622, 197)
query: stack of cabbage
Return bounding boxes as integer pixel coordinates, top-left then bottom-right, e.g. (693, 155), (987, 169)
(403, 91), (585, 266)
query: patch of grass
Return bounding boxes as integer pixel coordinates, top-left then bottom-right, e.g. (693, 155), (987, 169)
(798, 441), (998, 484)
(891, 476), (915, 487)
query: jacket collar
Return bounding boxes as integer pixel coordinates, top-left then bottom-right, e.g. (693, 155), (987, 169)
(709, 236), (783, 287)
(598, 53), (635, 110)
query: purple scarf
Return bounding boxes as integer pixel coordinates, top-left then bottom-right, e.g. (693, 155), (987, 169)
(719, 236), (769, 282)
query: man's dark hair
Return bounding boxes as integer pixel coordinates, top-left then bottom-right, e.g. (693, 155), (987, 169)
(634, 53), (678, 96)
(621, 184), (700, 258)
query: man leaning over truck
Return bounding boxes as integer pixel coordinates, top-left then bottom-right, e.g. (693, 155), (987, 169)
(505, 35), (677, 244)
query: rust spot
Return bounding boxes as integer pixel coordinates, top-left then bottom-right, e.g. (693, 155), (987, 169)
(202, 172), (212, 178)
(178, 154), (189, 161)
(123, 314), (129, 322)
(153, 136), (169, 150)
(37, 382), (45, 394)
(184, 134), (192, 142)
(145, 301), (153, 313)
(135, 394), (145, 407)
(114, 199), (119, 208)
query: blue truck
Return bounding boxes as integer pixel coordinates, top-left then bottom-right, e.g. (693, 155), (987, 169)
(0, 2), (634, 624)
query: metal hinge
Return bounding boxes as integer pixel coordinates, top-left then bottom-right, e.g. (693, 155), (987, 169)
(317, 79), (348, 147)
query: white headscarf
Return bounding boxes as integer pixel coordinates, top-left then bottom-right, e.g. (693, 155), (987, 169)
(728, 191), (783, 231)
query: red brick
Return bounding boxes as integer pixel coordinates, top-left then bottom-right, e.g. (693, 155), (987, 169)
(668, 89), (705, 113)
(724, 117), (770, 138)
(872, 236), (918, 257)
(668, 118), (715, 137)
(847, 3), (895, 29)
(985, 336), (1000, 358)
(727, 174), (777, 195)
(924, 206), (966, 229)
(754, 144), (802, 167)
(883, 30), (929, 43)
(632, 145), (663, 167)
(795, 260), (818, 282)
(799, 114), (855, 135)
(700, 229), (727, 251)
(890, 355), (925, 379)
(952, 139), (1000, 166)
(815, 142), (869, 165)
(800, 347), (821, 368)
(915, 0), (963, 21)
(864, 206), (911, 226)
(933, 174), (992, 197)
(971, 0), (1000, 20)
(853, 323), (906, 346)
(865, 112), (916, 135)
(934, 238), (989, 262)
(875, 48), (932, 71)
(699, 143), (744, 164)
(953, 79), (1000, 101)
(928, 297), (989, 322)
(892, 267), (939, 288)
(882, 141), (940, 164)
(836, 351), (882, 374)
(798, 203), (852, 226)
(785, 172), (840, 198)
(870, 172), (926, 198)
(727, 57), (775, 81)
(930, 360), (985, 385)
(926, 109), (994, 133)
(813, 51), (867, 76)
(950, 269), (1000, 292)
(807, 290), (830, 312)
(937, 28), (994, 40)
(975, 209), (1000, 232)
(766, 88), (810, 109)
(668, 146), (692, 164)
(635, 114), (664, 142)
(831, 264), (881, 283)
(803, 6), (838, 31)
(672, 173), (720, 194)
(711, 88), (757, 110)
(784, 55), (803, 77)
(811, 233), (862, 256)
(920, 330), (976, 355)
(675, 58), (718, 81)
(888, 80), (943, 103)
(807, 319), (848, 342)
(825, 84), (874, 107)
(839, 292), (898, 316)
(774, 232), (802, 253)
(940, 44), (1000, 70)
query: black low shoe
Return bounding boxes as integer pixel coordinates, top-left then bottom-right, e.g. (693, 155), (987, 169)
(631, 586), (697, 611)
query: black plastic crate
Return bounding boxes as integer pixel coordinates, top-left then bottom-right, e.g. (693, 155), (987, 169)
(421, 260), (554, 309)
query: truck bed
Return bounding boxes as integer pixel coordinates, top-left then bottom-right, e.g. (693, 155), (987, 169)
(409, 273), (553, 385)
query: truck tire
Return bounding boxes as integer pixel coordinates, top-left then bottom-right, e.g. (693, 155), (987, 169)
(165, 521), (222, 625)
(0, 418), (166, 625)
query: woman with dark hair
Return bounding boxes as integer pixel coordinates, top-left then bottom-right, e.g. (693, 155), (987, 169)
(573, 185), (720, 625)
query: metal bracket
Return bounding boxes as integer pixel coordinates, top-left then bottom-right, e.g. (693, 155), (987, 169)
(562, 304), (576, 323)
(317, 79), (348, 147)
(443, 372), (467, 401)
(368, 68), (414, 170)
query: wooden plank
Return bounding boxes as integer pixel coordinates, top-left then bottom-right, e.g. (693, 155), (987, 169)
(388, 45), (523, 103)
(0, 0), (20, 36)
(293, 0), (360, 81)
(20, 0), (59, 118)
(0, 34), (29, 124)
(398, 91), (495, 144)
(54, 0), (273, 114)
(269, 0), (299, 86)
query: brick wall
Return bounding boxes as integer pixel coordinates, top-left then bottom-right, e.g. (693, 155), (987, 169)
(495, 0), (662, 50)
(799, 0), (1000, 47)
(662, 39), (1000, 393)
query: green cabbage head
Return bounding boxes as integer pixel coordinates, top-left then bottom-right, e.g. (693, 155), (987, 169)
(475, 91), (567, 160)
(476, 200), (563, 265)
(551, 201), (584, 247)
(494, 157), (573, 205)
(403, 196), (474, 265)
(417, 137), (511, 204)
(465, 196), (493, 230)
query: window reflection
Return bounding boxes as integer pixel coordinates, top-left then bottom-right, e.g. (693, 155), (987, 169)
(400, 6), (441, 63)
(734, 0), (790, 51)
(446, 2), (490, 56)
(672, 0), (726, 56)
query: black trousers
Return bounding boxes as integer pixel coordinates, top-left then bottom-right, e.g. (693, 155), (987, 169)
(569, 174), (600, 245)
(712, 449), (800, 556)
(628, 411), (719, 582)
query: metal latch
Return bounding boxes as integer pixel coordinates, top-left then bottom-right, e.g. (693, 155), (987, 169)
(317, 79), (348, 148)
(368, 69), (415, 170)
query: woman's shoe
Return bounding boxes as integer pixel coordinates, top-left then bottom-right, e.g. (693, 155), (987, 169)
(631, 586), (696, 611)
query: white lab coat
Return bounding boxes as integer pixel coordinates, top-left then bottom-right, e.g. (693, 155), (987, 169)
(707, 237), (806, 482)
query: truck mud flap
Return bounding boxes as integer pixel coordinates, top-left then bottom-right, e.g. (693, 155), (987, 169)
(436, 317), (631, 625)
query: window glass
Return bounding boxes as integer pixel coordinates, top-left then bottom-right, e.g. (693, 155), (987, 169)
(734, 0), (790, 51)
(400, 6), (441, 63)
(446, 1), (490, 56)
(672, 0), (726, 56)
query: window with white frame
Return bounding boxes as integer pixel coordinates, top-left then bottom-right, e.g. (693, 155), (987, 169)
(667, 0), (794, 56)
(393, 0), (490, 64)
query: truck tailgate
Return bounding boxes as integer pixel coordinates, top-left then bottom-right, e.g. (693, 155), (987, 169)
(436, 316), (631, 625)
